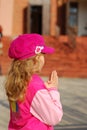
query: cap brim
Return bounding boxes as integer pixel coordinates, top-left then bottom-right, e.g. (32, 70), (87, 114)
(42, 46), (55, 54)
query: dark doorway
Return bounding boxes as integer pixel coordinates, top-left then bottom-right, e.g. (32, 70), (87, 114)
(30, 6), (42, 34)
(23, 7), (28, 33)
(57, 3), (67, 35)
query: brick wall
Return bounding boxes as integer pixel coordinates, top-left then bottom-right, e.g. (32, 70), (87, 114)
(0, 36), (87, 78)
(42, 36), (87, 77)
(0, 37), (12, 75)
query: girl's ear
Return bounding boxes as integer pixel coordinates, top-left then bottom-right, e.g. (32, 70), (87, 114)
(35, 55), (40, 61)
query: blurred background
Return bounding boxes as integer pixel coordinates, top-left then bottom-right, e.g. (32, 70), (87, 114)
(0, 0), (87, 130)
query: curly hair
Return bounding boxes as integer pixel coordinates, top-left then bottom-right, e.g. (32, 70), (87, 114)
(5, 54), (43, 102)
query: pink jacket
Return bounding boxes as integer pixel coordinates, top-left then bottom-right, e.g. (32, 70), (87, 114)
(8, 74), (63, 130)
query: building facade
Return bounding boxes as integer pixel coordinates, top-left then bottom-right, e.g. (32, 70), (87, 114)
(0, 0), (87, 36)
(57, 0), (87, 36)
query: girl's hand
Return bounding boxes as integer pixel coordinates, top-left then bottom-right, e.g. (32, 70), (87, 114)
(44, 70), (58, 89)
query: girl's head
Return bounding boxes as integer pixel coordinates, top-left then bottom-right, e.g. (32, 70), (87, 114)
(5, 34), (54, 102)
(9, 33), (54, 60)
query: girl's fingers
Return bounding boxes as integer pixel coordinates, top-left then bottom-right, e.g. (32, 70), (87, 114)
(44, 71), (58, 88)
(50, 71), (55, 81)
(50, 71), (54, 81)
(51, 70), (57, 82)
(51, 71), (58, 86)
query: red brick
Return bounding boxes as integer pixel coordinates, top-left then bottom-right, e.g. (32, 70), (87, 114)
(0, 36), (87, 78)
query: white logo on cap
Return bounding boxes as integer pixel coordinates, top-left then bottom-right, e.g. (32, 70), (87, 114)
(35, 46), (44, 54)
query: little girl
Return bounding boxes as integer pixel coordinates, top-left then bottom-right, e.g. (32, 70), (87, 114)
(5, 34), (63, 130)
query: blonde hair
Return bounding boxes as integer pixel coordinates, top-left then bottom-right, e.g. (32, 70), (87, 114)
(5, 54), (43, 102)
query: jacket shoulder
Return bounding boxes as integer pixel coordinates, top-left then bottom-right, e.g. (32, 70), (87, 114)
(26, 74), (45, 103)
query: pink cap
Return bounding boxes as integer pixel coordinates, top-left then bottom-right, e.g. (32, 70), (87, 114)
(9, 34), (54, 60)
